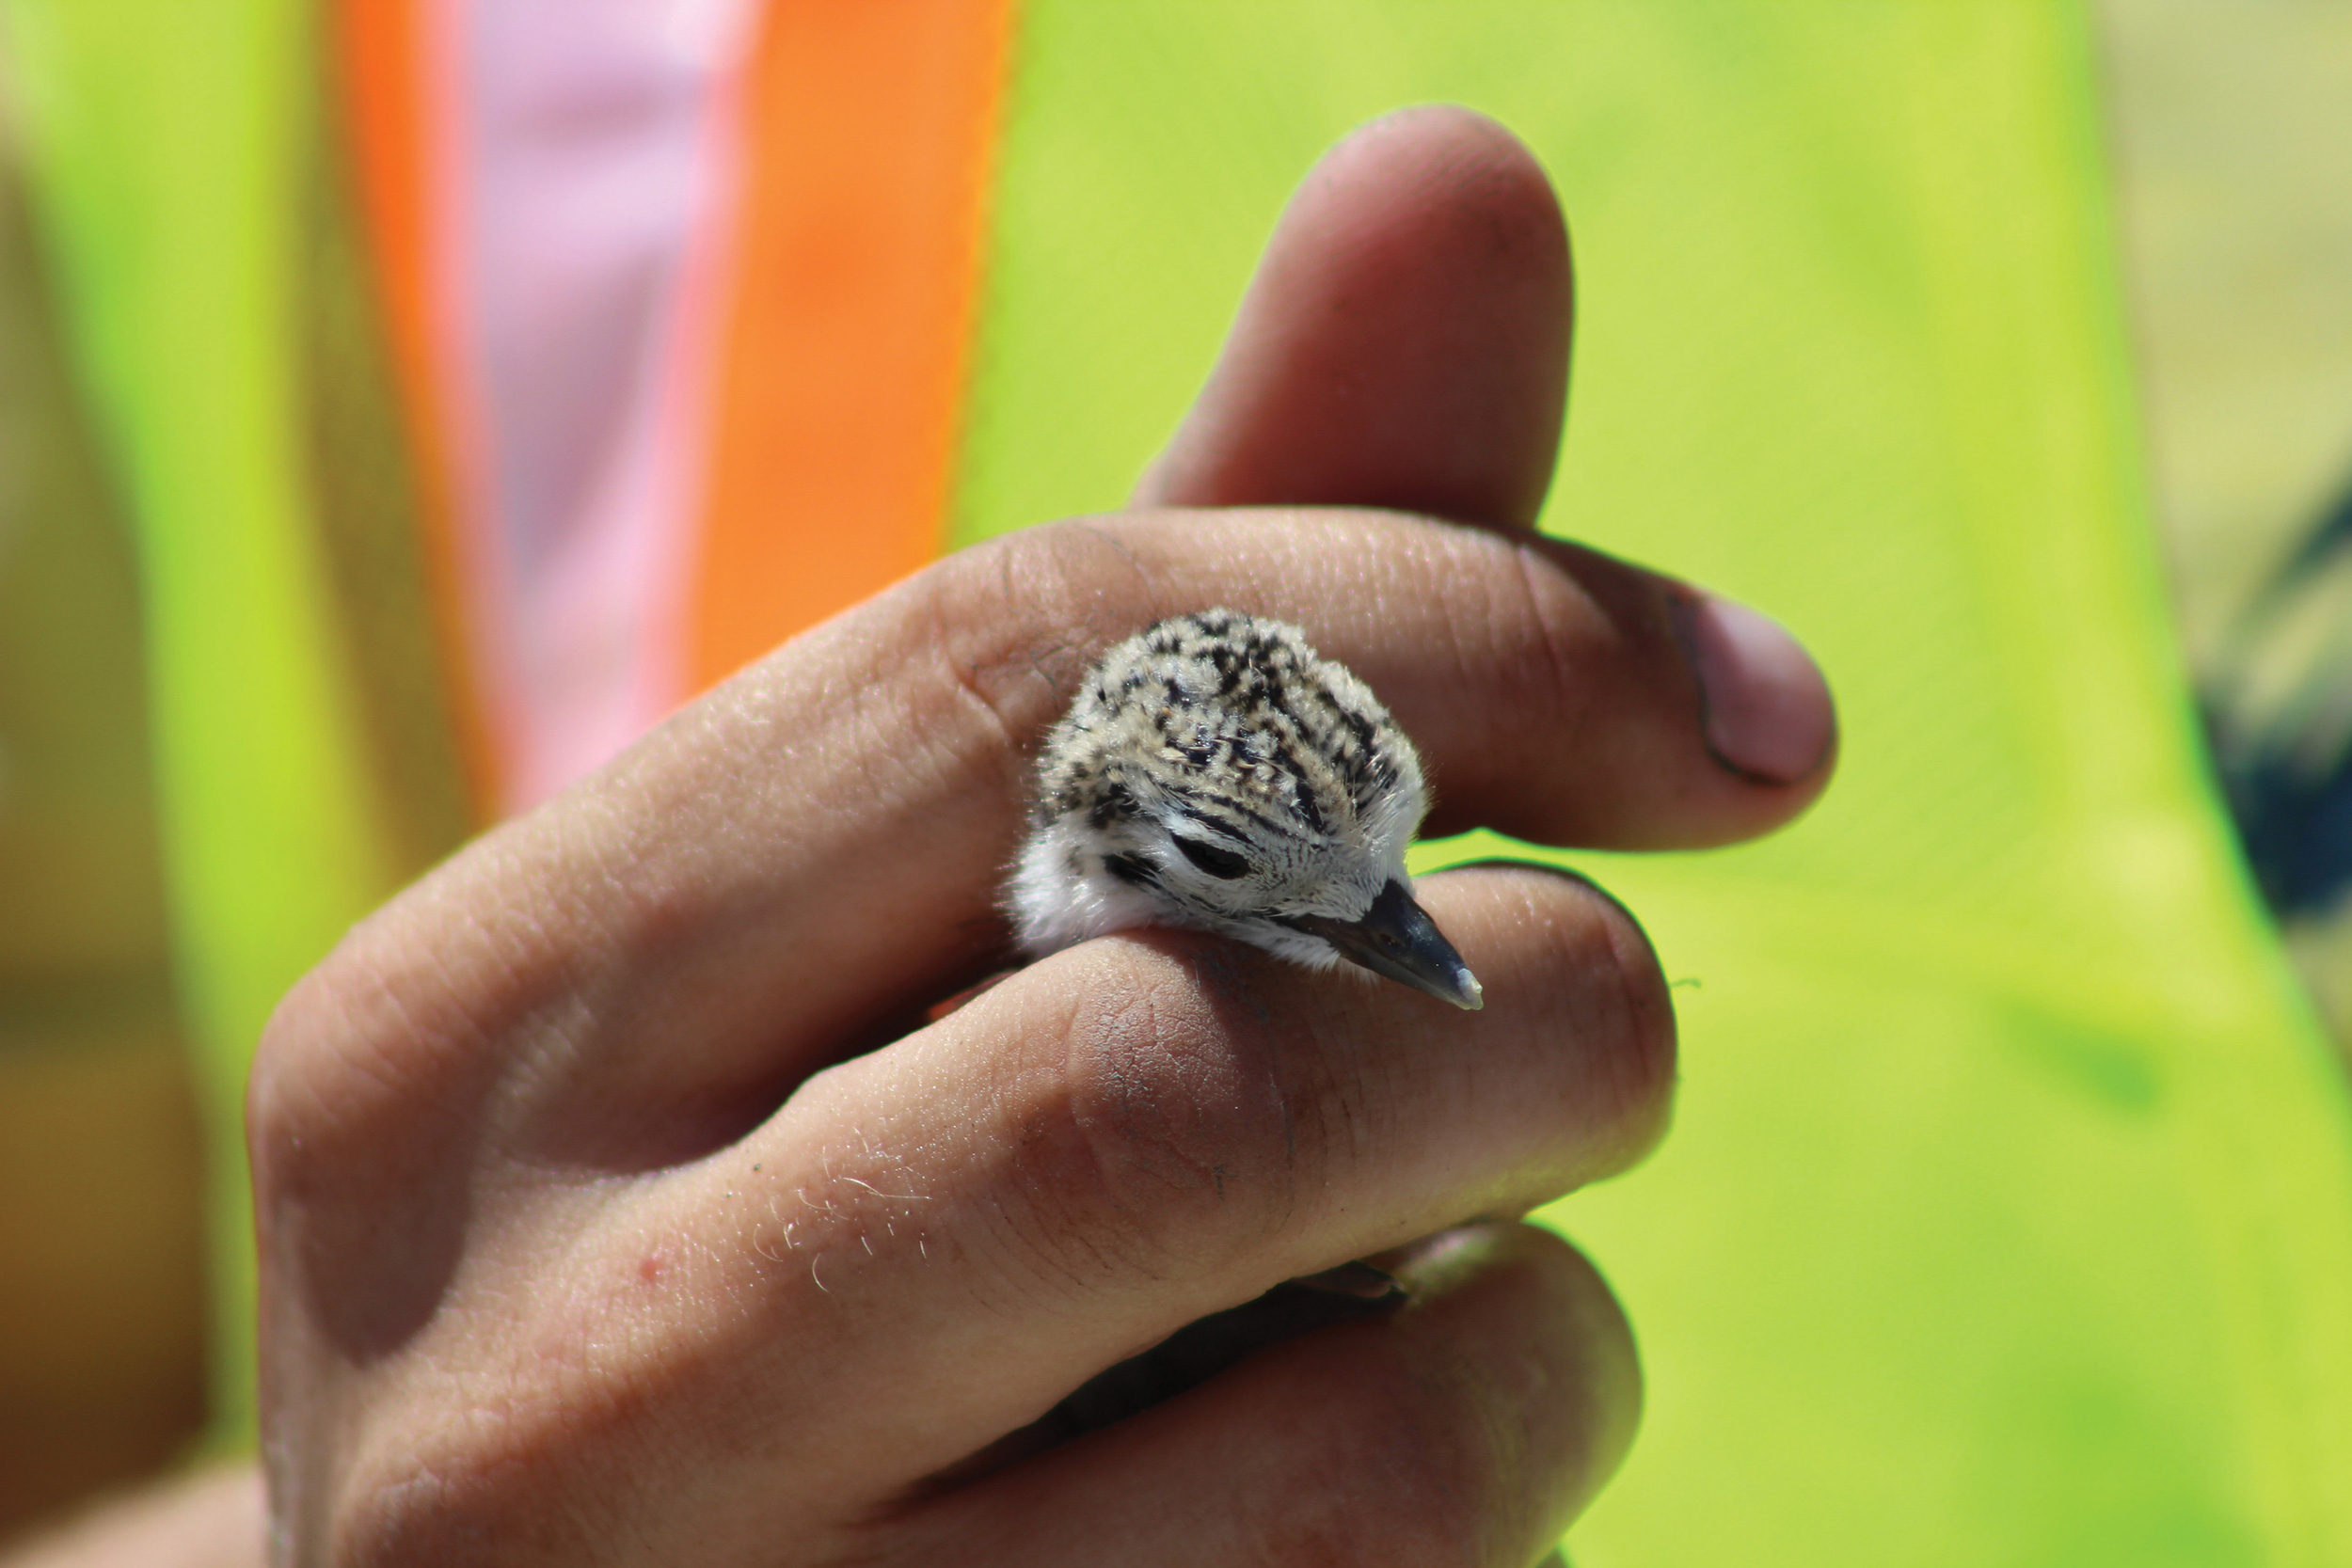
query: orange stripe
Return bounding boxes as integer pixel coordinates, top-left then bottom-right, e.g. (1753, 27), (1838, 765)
(689, 0), (1016, 690)
(334, 0), (500, 817)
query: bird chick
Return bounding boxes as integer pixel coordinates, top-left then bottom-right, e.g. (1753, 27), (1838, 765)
(1011, 610), (1483, 1009)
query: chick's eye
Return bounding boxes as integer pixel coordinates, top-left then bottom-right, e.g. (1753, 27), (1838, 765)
(1172, 835), (1250, 879)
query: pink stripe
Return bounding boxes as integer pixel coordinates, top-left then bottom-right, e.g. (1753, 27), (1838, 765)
(431, 0), (756, 813)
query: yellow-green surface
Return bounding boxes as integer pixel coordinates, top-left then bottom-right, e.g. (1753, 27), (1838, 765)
(956, 3), (2352, 1560)
(2096, 0), (2352, 671)
(0, 39), (209, 1526)
(0, 0), (402, 1448)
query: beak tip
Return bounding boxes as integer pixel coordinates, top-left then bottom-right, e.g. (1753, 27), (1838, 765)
(1288, 880), (1487, 1013)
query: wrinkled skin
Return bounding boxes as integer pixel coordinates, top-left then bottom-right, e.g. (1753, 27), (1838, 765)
(230, 106), (1835, 1568)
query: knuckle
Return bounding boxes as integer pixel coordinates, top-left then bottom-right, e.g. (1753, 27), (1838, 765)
(247, 942), (393, 1198)
(924, 519), (1164, 734)
(247, 907), (495, 1358)
(247, 915), (472, 1198)
(991, 942), (1309, 1292)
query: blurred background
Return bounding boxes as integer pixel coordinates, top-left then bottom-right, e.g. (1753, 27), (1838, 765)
(2103, 0), (2352, 1037)
(1, 0), (2349, 1556)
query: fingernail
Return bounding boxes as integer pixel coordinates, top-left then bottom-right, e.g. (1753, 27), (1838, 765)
(1671, 593), (1835, 784)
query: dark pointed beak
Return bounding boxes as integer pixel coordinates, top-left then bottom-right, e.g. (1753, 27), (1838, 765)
(1287, 879), (1484, 1010)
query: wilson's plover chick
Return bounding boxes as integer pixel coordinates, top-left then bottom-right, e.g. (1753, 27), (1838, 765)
(1011, 610), (1483, 1009)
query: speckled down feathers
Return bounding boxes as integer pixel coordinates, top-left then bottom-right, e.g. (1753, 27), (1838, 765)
(1011, 610), (1430, 968)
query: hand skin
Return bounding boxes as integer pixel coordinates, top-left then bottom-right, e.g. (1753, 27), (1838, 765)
(8, 106), (1833, 1567)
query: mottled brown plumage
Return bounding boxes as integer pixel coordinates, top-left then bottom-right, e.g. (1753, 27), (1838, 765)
(1012, 610), (1481, 1008)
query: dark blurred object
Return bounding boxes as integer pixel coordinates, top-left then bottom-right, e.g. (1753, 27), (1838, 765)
(2206, 475), (2352, 919)
(1041, 1264), (1406, 1444)
(2095, 0), (2352, 1050)
(924, 1265), (1408, 1492)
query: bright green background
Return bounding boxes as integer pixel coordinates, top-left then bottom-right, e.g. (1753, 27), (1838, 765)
(2, 0), (401, 1447)
(953, 3), (2352, 1561)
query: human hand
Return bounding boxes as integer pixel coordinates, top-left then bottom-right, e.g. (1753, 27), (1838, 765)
(251, 106), (1833, 1565)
